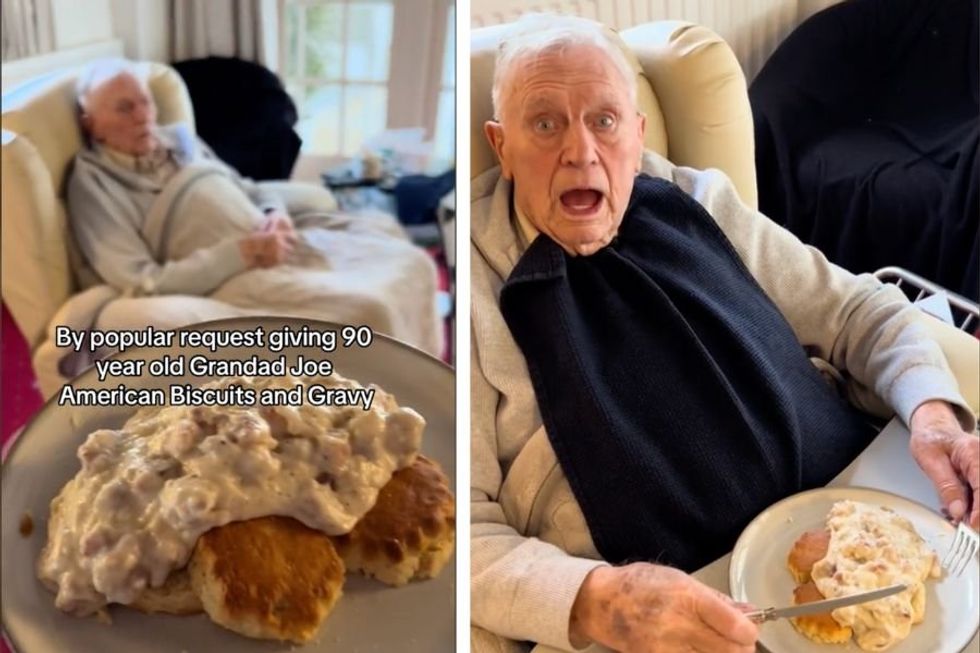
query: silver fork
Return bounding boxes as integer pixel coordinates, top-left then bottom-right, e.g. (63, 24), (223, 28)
(942, 522), (980, 577)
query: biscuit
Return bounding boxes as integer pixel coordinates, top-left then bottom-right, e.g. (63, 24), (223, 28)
(189, 516), (344, 644)
(787, 528), (830, 584)
(332, 455), (455, 586)
(129, 567), (202, 615)
(789, 581), (853, 644)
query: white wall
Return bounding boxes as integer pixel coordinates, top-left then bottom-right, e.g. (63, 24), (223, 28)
(48, 0), (170, 61)
(2, 0), (171, 91)
(3, 0), (120, 91)
(111, 0), (170, 62)
(471, 0), (842, 80)
(11, 0), (170, 62)
(48, 0), (114, 50)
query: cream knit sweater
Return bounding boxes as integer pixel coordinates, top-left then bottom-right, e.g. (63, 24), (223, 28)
(470, 152), (973, 652)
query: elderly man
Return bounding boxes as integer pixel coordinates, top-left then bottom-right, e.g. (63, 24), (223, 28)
(67, 59), (441, 354)
(471, 14), (979, 653)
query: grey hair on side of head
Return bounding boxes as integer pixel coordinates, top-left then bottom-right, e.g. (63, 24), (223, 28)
(491, 13), (638, 121)
(75, 58), (151, 113)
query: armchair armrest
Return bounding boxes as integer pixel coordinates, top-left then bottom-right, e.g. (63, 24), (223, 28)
(1, 129), (74, 350)
(258, 180), (338, 214)
(620, 22), (757, 209)
(43, 284), (120, 381)
(45, 284), (120, 344)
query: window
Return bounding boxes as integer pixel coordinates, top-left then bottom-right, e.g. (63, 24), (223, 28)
(433, 4), (454, 161)
(280, 0), (454, 162)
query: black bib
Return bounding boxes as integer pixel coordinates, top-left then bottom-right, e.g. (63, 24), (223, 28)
(500, 174), (876, 571)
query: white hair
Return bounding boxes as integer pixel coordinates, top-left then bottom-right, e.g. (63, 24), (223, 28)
(75, 58), (151, 113)
(491, 13), (638, 121)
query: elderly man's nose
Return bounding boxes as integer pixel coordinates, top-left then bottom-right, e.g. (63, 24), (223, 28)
(561, 124), (599, 167)
(133, 104), (152, 123)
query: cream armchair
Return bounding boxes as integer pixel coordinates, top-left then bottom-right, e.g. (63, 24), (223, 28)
(470, 19), (979, 415)
(1, 62), (338, 397)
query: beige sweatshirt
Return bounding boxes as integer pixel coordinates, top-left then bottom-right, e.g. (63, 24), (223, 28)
(470, 152), (974, 652)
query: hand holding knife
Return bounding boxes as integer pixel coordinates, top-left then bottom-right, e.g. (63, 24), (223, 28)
(745, 583), (908, 624)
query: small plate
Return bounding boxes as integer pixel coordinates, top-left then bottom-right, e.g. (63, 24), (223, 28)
(1, 317), (456, 653)
(729, 487), (979, 653)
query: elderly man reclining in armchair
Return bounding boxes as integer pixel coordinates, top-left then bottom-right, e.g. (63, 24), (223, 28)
(66, 59), (441, 355)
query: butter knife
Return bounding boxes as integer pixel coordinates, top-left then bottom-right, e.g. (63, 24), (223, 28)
(746, 583), (908, 624)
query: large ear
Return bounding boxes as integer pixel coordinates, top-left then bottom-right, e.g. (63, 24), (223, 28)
(79, 112), (97, 142)
(483, 120), (512, 180)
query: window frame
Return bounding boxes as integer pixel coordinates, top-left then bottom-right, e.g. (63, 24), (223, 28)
(278, 0), (454, 158)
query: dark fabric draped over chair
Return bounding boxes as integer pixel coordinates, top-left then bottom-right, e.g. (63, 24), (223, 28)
(172, 56), (302, 180)
(750, 0), (979, 301)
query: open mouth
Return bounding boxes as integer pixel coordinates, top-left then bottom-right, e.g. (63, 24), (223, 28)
(559, 188), (603, 216)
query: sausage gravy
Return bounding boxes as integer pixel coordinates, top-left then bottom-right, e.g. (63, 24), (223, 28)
(38, 373), (424, 616)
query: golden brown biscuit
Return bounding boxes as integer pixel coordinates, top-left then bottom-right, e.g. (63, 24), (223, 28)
(189, 516), (344, 644)
(787, 528), (831, 584)
(789, 581), (853, 644)
(332, 454), (455, 586)
(128, 567), (202, 615)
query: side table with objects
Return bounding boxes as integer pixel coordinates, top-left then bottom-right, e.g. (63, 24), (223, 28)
(321, 159), (399, 214)
(322, 158), (456, 362)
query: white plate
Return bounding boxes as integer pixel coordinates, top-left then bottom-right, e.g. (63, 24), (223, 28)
(729, 487), (979, 653)
(1, 317), (456, 653)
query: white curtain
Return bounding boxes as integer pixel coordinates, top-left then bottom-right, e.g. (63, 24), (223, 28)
(2, 0), (53, 61)
(171, 0), (279, 70)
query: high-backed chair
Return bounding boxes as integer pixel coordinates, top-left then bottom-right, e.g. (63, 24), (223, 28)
(1, 62), (338, 397)
(470, 18), (979, 416)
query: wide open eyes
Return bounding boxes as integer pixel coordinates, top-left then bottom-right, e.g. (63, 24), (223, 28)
(594, 114), (616, 130)
(533, 117), (558, 134)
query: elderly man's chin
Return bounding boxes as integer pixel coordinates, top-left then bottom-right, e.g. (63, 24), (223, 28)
(129, 132), (158, 156)
(550, 217), (620, 257)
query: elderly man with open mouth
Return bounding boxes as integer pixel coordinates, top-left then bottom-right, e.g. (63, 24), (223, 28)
(470, 14), (979, 653)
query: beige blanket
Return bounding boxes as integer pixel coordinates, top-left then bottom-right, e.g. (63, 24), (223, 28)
(61, 165), (442, 366)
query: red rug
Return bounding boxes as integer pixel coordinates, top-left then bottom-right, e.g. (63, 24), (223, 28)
(426, 245), (455, 365)
(1, 302), (44, 455)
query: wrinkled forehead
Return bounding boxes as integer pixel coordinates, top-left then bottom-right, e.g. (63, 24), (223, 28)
(87, 72), (151, 108)
(500, 44), (632, 114)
